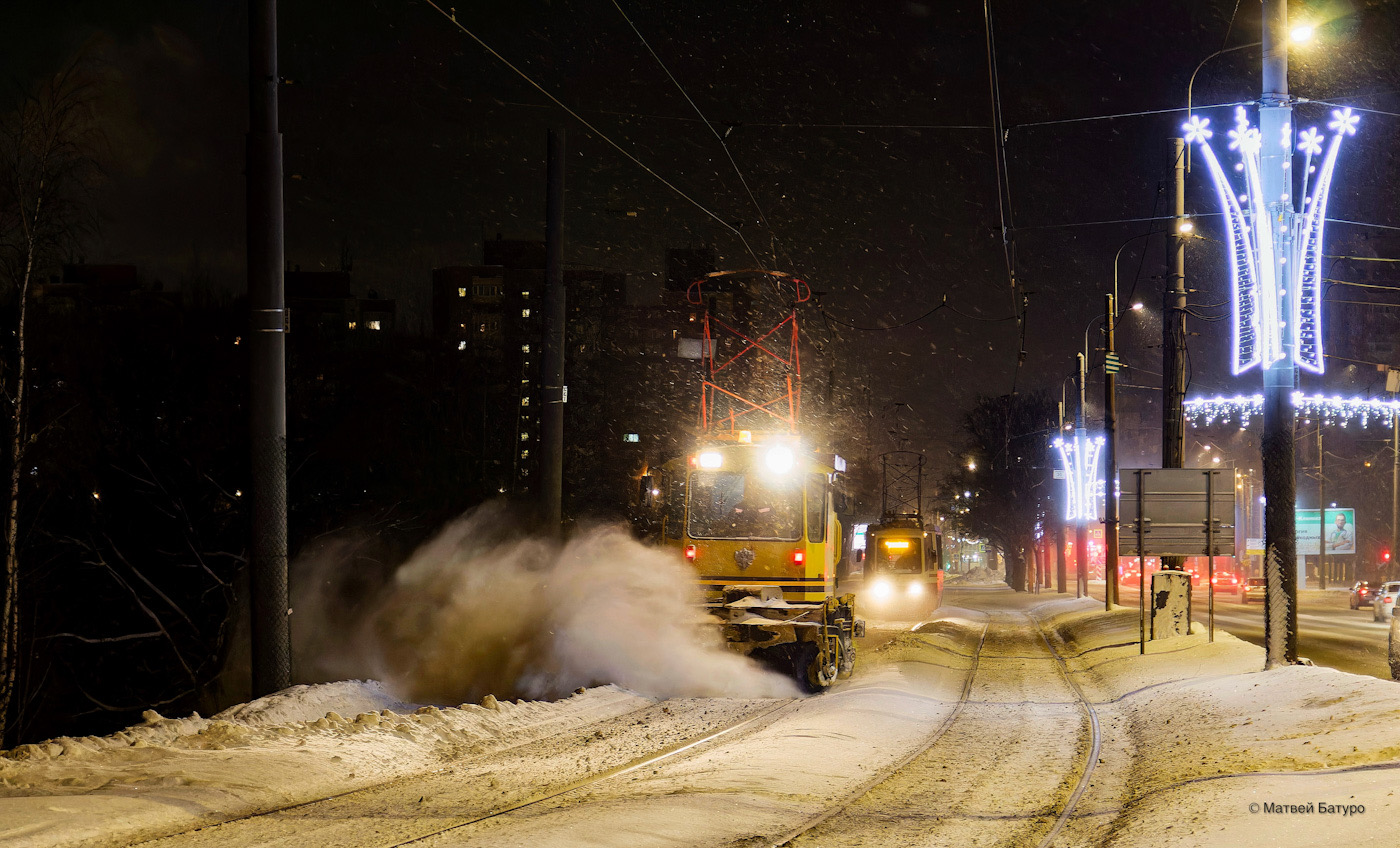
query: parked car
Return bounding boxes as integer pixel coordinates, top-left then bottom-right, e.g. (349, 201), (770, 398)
(1372, 581), (1400, 622)
(1239, 576), (1266, 604)
(1350, 581), (1376, 610)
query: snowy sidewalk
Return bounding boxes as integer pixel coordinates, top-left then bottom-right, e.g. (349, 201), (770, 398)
(1037, 599), (1400, 846)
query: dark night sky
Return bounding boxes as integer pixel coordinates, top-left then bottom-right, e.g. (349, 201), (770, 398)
(5, 0), (1400, 465)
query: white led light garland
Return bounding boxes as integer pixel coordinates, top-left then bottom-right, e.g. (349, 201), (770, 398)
(1185, 393), (1400, 428)
(1053, 433), (1105, 521)
(1183, 106), (1358, 375)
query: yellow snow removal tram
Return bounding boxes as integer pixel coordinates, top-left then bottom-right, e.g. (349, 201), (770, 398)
(654, 432), (862, 690)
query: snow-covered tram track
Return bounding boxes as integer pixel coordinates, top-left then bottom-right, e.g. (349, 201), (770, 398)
(763, 619), (992, 847)
(781, 605), (1105, 848)
(125, 697), (801, 848)
(1032, 609), (1103, 848)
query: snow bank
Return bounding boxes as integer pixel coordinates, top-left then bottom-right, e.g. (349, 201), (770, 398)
(0, 682), (648, 848)
(946, 566), (1005, 586)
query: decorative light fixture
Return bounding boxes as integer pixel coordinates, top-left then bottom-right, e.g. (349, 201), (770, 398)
(1053, 433), (1105, 521)
(1182, 105), (1358, 375)
(1185, 392), (1400, 428)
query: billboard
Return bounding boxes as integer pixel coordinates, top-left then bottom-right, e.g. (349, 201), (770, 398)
(1296, 508), (1355, 555)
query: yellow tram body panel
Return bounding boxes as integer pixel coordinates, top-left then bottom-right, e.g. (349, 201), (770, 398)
(657, 437), (841, 605)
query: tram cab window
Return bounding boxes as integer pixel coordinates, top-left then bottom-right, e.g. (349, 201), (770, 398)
(874, 537), (924, 574)
(665, 475), (685, 540)
(688, 470), (802, 541)
(805, 473), (827, 543)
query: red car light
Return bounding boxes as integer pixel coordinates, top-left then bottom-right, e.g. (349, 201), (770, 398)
(1386, 596), (1394, 604)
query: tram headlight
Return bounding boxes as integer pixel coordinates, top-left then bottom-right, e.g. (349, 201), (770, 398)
(764, 445), (795, 474)
(698, 451), (723, 469)
(869, 578), (894, 602)
(907, 581), (925, 597)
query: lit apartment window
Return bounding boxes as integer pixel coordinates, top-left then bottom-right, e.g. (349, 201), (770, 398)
(521, 397), (530, 407)
(521, 450), (530, 460)
(522, 291), (530, 299)
(479, 323), (487, 333)
(623, 433), (640, 443)
(521, 308), (531, 318)
(521, 344), (530, 353)
(366, 320), (382, 331)
(347, 321), (357, 329)
(457, 287), (466, 297)
(520, 432), (529, 441)
(457, 341), (467, 351)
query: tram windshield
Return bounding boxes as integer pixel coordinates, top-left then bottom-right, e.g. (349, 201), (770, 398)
(873, 537), (924, 574)
(687, 470), (803, 541)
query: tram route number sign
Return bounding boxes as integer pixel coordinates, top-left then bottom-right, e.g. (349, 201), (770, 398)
(1119, 468), (1237, 557)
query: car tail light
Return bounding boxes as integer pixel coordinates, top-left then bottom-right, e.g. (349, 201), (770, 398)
(684, 545), (697, 561)
(1386, 596), (1394, 604)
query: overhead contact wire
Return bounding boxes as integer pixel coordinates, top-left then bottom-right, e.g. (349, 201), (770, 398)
(983, 0), (1023, 394)
(418, 0), (763, 265)
(610, 0), (784, 270)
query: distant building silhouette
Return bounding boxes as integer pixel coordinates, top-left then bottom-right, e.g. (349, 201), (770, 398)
(286, 268), (397, 340)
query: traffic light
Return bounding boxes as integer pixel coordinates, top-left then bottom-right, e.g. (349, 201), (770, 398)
(1384, 550), (1392, 563)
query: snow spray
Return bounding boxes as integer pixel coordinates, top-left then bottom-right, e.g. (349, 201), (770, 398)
(292, 502), (800, 703)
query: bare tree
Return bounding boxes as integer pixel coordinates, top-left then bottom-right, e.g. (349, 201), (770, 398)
(937, 392), (1057, 591)
(0, 60), (103, 744)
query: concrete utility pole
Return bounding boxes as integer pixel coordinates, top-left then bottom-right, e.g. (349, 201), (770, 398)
(1104, 292), (1119, 609)
(1260, 0), (1298, 667)
(247, 0), (290, 697)
(1318, 424), (1326, 589)
(1056, 516), (1067, 594)
(1075, 352), (1088, 599)
(1162, 138), (1188, 577)
(541, 129), (566, 533)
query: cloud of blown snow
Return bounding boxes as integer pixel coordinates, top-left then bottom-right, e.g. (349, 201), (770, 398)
(293, 502), (799, 703)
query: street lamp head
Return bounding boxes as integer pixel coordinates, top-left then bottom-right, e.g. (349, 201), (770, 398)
(1290, 24), (1315, 45)
(1176, 218), (1195, 235)
(1130, 301), (1144, 311)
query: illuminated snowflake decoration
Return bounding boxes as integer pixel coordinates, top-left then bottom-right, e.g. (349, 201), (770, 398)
(1183, 106), (1359, 375)
(1053, 432), (1105, 522)
(1185, 392), (1400, 429)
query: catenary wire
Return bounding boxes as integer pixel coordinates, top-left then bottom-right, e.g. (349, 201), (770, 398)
(1308, 100), (1400, 120)
(417, 0), (769, 270)
(487, 100), (991, 130)
(983, 0), (1022, 395)
(1008, 100), (1255, 132)
(610, 0), (783, 270)
(1325, 278), (1400, 292)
